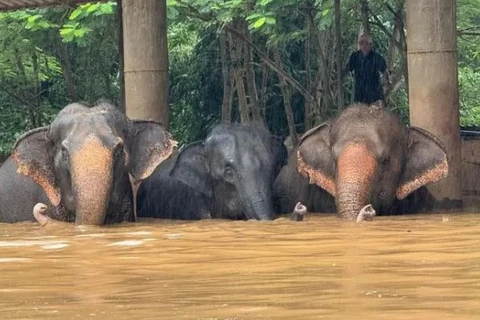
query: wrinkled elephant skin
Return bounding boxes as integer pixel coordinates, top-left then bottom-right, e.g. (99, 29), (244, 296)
(279, 104), (448, 220)
(0, 101), (176, 225)
(137, 123), (287, 221)
(298, 104), (448, 219)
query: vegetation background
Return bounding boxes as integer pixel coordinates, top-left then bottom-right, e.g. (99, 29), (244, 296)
(0, 0), (478, 156)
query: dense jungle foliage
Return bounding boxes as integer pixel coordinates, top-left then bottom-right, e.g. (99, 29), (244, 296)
(0, 0), (478, 155)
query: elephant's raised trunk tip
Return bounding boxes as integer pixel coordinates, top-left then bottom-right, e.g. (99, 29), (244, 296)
(356, 204), (376, 222)
(291, 202), (307, 221)
(33, 203), (50, 227)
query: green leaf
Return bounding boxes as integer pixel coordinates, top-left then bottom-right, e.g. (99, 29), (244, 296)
(69, 7), (83, 20)
(24, 20), (35, 30)
(86, 3), (101, 13)
(254, 17), (266, 29)
(265, 17), (276, 25)
(99, 4), (114, 14)
(246, 13), (262, 21)
(259, 0), (274, 5)
(27, 14), (40, 23)
(37, 20), (50, 29)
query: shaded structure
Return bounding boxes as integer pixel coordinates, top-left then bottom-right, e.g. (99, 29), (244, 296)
(406, 0), (462, 209)
(0, 0), (476, 210)
(0, 0), (94, 10)
(460, 131), (480, 211)
(0, 0), (169, 129)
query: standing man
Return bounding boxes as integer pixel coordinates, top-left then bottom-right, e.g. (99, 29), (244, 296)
(345, 33), (389, 106)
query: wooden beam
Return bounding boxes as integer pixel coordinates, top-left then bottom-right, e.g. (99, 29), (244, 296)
(0, 0), (108, 11)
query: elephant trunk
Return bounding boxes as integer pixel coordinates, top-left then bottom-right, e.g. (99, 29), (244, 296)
(244, 182), (275, 220)
(71, 137), (114, 225)
(336, 144), (376, 220)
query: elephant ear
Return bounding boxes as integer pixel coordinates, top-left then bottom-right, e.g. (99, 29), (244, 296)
(11, 127), (61, 207)
(396, 127), (449, 200)
(297, 122), (336, 197)
(170, 142), (213, 198)
(127, 120), (177, 184)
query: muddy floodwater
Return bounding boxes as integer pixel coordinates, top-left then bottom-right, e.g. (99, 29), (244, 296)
(0, 214), (479, 320)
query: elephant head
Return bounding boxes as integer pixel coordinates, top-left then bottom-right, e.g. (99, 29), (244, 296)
(297, 104), (448, 220)
(12, 101), (176, 225)
(170, 123), (287, 220)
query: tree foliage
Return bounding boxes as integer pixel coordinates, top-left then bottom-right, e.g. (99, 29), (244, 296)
(0, 0), (478, 154)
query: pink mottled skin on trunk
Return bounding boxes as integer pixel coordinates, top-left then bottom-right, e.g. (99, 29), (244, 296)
(71, 136), (114, 225)
(336, 144), (377, 220)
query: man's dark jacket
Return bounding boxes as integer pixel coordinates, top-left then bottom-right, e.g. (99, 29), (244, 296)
(348, 50), (387, 104)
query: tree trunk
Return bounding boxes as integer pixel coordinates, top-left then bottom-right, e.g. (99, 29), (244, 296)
(308, 11), (332, 119)
(384, 20), (398, 102)
(304, 0), (313, 130)
(259, 57), (269, 117)
(220, 30), (233, 124)
(182, 4), (316, 109)
(58, 43), (77, 102)
(14, 48), (36, 127)
(32, 51), (42, 126)
(229, 29), (249, 123)
(387, 22), (398, 73)
(274, 50), (297, 146)
(398, 14), (409, 96)
(243, 20), (261, 122)
(225, 26), (315, 107)
(359, 0), (371, 35)
(334, 0), (344, 110)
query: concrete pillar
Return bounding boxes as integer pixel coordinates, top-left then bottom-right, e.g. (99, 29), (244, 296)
(406, 0), (462, 207)
(122, 0), (169, 129)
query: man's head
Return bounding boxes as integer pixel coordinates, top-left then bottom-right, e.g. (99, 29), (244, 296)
(358, 33), (372, 56)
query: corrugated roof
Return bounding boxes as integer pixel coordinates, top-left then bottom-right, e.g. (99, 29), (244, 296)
(0, 0), (108, 11)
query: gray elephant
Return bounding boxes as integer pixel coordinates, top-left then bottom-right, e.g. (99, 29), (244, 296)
(274, 104), (448, 220)
(137, 123), (287, 220)
(274, 150), (336, 214)
(0, 101), (175, 225)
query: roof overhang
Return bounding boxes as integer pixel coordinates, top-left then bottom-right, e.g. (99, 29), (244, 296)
(0, 0), (109, 11)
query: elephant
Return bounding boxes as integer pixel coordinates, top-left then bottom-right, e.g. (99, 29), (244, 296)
(274, 103), (448, 220)
(274, 149), (337, 215)
(137, 123), (287, 220)
(0, 101), (176, 225)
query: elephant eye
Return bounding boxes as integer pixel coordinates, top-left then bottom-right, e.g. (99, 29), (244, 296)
(224, 164), (235, 180)
(114, 144), (124, 159)
(61, 145), (69, 160)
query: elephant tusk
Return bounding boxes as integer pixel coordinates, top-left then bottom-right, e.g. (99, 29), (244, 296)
(356, 204), (376, 222)
(291, 202), (307, 221)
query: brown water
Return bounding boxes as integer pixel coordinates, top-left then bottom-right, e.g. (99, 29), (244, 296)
(0, 214), (479, 320)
